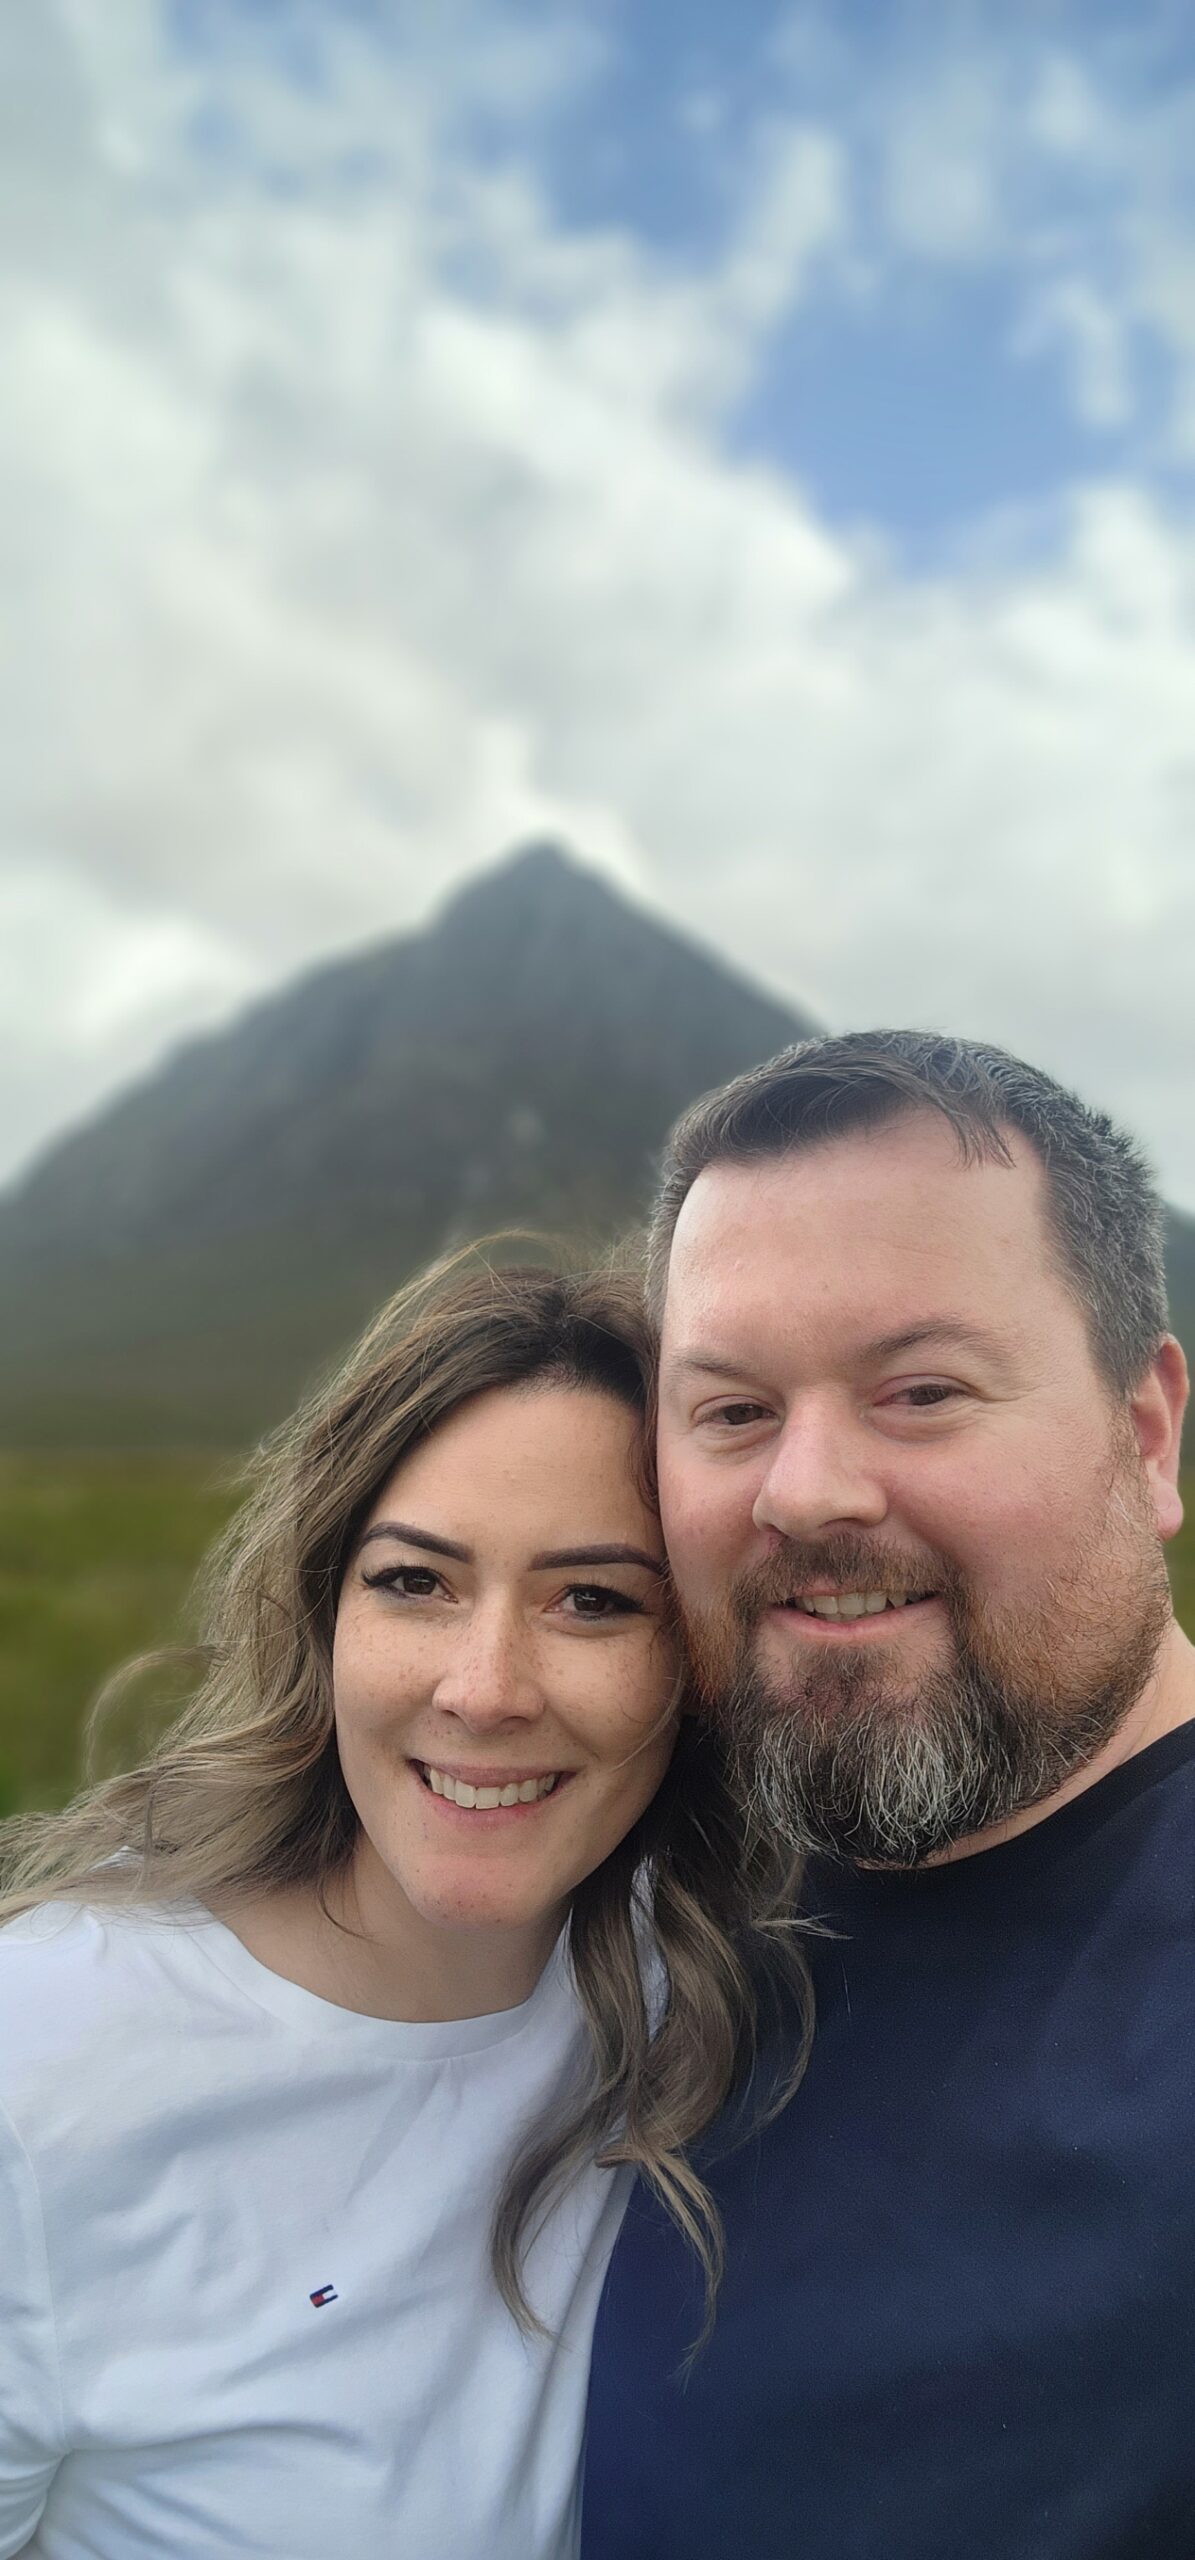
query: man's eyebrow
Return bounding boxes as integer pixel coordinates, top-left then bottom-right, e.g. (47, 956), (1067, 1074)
(528, 1544), (664, 1574)
(863, 1320), (1005, 1362)
(665, 1323), (1006, 1378)
(357, 1521), (472, 1563)
(665, 1352), (755, 1380)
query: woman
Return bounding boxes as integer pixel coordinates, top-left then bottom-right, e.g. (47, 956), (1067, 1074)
(0, 1256), (803, 2560)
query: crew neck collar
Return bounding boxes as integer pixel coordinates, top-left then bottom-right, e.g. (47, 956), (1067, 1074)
(178, 1902), (572, 2057)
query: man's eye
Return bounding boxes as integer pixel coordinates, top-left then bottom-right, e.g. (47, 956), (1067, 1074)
(705, 1401), (770, 1428)
(894, 1383), (958, 1409)
(362, 1564), (444, 1598)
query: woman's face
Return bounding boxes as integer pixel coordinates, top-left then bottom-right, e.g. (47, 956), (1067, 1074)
(332, 1382), (679, 1941)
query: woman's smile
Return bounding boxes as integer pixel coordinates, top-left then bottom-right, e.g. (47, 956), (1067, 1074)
(411, 1759), (576, 1814)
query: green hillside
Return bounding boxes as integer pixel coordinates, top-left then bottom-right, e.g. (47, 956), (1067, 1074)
(2, 1452), (1192, 1820)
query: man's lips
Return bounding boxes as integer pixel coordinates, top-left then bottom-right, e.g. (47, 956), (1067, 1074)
(762, 1592), (942, 1640)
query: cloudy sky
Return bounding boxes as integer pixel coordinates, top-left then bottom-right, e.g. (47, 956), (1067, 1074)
(3, 0), (1194, 1205)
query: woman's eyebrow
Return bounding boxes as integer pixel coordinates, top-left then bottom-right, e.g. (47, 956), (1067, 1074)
(529, 1544), (665, 1574)
(356, 1527), (664, 1575)
(357, 1520), (472, 1563)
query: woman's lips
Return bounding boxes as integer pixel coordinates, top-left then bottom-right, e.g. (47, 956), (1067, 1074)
(410, 1759), (577, 1815)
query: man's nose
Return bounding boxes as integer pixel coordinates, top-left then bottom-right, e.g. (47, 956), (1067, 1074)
(431, 1598), (546, 1729)
(753, 1406), (888, 1541)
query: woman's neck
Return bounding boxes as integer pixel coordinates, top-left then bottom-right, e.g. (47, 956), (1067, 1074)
(213, 1847), (562, 2025)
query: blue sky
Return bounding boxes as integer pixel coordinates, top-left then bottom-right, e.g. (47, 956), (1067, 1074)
(636, 5), (1182, 536)
(446, 0), (1195, 550)
(160, 0), (1195, 560)
(1, 0), (1193, 1204)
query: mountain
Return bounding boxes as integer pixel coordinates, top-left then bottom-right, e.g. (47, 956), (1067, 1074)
(0, 846), (813, 1444)
(1, 842), (1189, 1449)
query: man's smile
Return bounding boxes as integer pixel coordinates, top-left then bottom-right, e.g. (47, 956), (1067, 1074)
(765, 1592), (943, 1639)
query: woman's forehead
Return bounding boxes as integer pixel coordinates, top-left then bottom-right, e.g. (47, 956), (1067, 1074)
(365, 1382), (658, 1541)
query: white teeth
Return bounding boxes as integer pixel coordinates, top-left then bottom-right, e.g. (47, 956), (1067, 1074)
(792, 1591), (915, 1620)
(421, 1766), (560, 1807)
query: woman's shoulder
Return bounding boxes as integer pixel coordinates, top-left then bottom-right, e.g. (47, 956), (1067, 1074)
(0, 1895), (113, 1999)
(0, 1899), (218, 2135)
(2, 1891), (169, 1967)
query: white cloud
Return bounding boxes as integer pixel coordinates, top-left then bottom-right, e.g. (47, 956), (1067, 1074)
(1, 1), (1193, 1213)
(1014, 279), (1136, 429)
(0, 853), (255, 1169)
(721, 120), (848, 342)
(880, 57), (1008, 263)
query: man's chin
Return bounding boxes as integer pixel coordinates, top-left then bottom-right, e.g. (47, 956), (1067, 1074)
(750, 1623), (946, 1727)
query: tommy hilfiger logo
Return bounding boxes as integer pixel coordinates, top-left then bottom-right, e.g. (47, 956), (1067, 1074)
(309, 2284), (338, 2308)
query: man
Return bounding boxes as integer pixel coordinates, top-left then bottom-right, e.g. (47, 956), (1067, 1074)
(582, 1030), (1194, 2560)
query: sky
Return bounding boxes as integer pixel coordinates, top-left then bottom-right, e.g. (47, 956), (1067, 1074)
(2, 0), (1194, 1206)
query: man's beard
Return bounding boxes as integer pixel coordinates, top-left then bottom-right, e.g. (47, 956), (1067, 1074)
(684, 1459), (1172, 1869)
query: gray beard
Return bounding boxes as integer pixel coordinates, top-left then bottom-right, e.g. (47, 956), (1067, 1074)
(714, 1584), (1171, 1870)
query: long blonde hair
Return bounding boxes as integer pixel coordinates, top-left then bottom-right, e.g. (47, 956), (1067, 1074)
(0, 1252), (810, 2333)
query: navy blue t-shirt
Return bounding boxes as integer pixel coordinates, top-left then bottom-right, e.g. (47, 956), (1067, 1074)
(582, 1723), (1195, 2560)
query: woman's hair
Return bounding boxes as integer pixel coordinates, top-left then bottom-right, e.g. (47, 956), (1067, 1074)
(0, 1249), (809, 2337)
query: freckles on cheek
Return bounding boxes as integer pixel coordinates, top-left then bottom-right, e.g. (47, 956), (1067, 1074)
(332, 1629), (413, 1742)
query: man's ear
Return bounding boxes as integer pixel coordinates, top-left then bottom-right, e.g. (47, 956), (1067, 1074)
(1129, 1336), (1188, 1542)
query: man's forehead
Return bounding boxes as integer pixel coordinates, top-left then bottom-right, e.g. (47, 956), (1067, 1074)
(661, 1121), (1057, 1347)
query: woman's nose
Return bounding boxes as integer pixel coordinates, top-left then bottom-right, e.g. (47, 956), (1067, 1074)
(430, 1599), (547, 1728)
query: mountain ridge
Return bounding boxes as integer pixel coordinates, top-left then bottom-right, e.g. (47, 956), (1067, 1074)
(0, 845), (813, 1442)
(1, 841), (1189, 1448)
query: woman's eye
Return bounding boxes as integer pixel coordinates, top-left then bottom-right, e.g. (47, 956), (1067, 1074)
(362, 1564), (444, 1599)
(560, 1584), (640, 1620)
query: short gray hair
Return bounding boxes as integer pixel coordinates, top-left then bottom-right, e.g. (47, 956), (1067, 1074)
(648, 1029), (1169, 1395)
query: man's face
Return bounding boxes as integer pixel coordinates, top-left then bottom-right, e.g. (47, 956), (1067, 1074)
(658, 1111), (1175, 1865)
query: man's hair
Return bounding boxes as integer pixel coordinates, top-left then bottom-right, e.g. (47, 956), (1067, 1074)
(648, 1029), (1169, 1395)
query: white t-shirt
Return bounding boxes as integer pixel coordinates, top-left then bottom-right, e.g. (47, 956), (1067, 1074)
(0, 1901), (631, 2560)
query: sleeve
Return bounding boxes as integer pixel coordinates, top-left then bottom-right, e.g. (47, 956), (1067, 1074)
(0, 2102), (66, 2556)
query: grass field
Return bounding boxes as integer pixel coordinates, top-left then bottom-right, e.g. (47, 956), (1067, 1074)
(0, 1454), (242, 1817)
(1, 1453), (1193, 1818)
